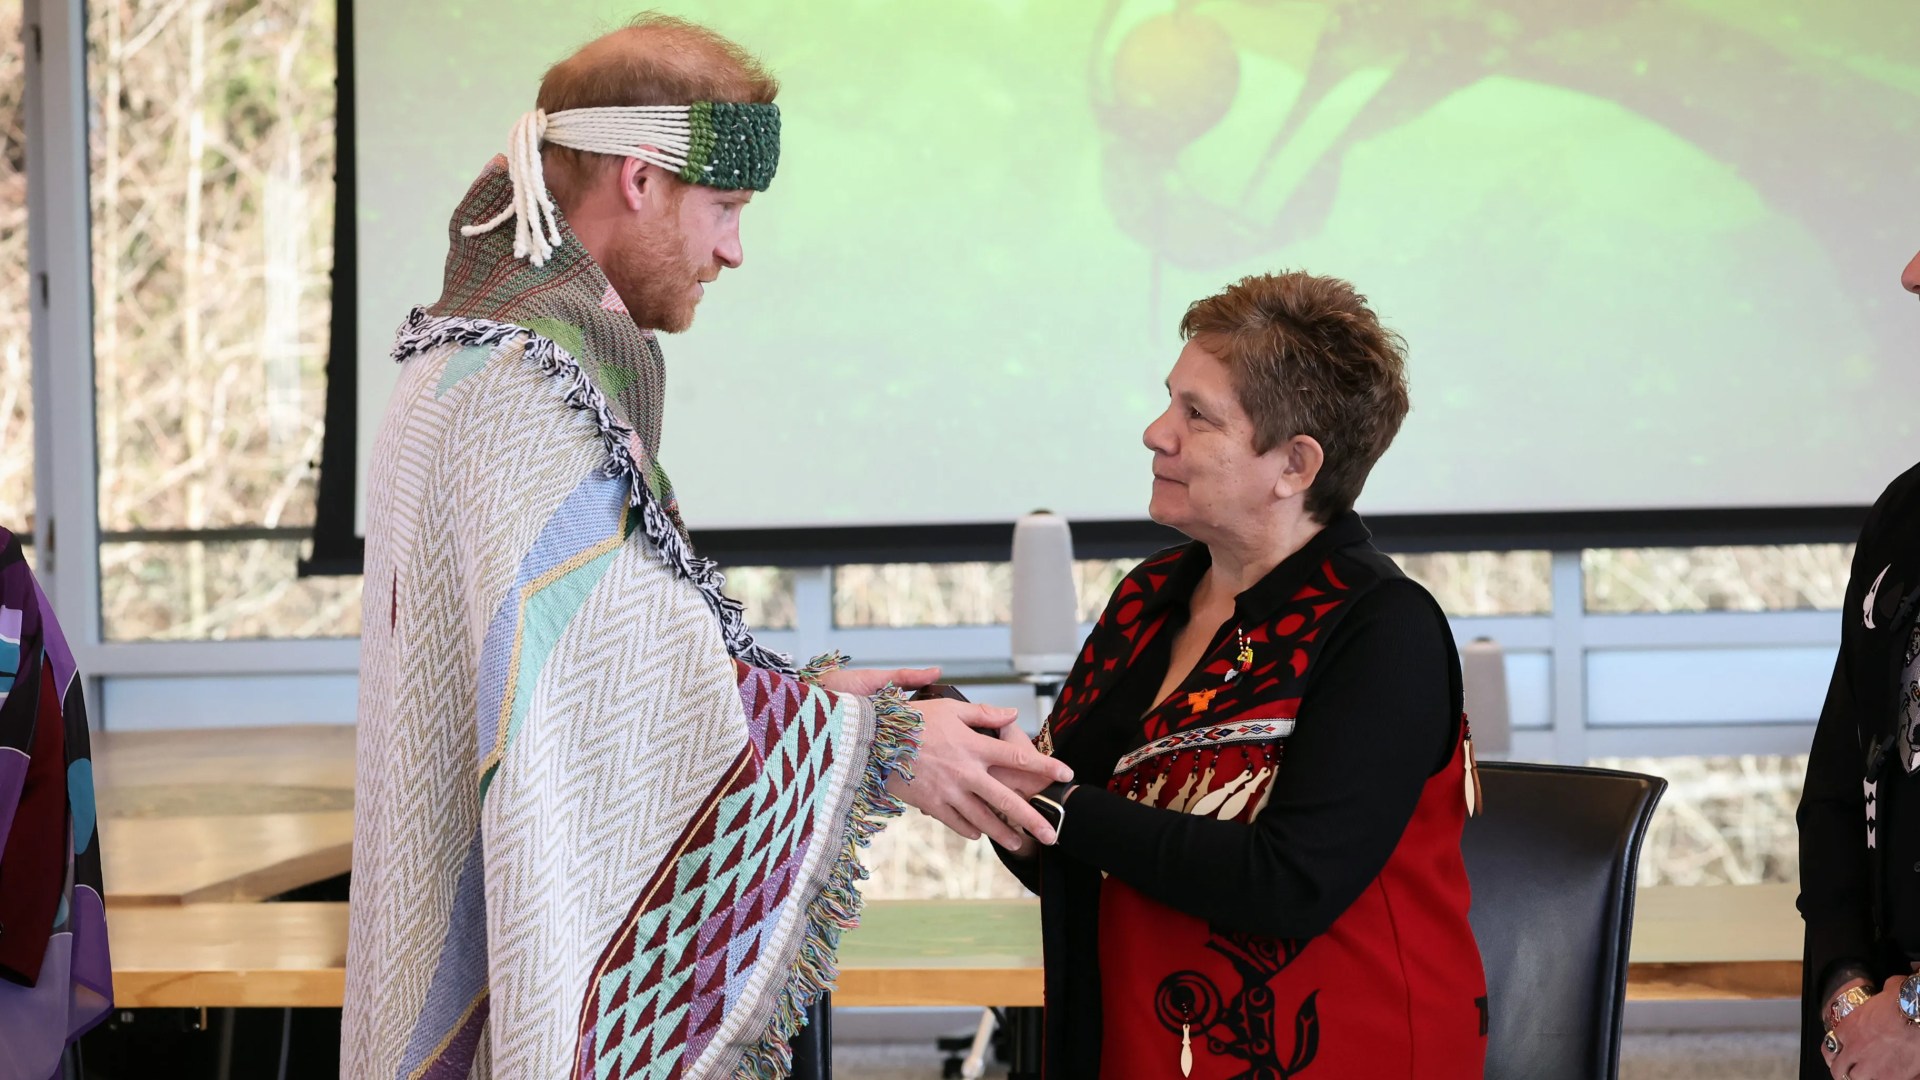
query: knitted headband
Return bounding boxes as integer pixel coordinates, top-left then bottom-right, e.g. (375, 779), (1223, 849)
(463, 101), (782, 267)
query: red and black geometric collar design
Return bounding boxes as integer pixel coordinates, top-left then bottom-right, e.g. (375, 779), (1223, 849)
(1047, 513), (1375, 751)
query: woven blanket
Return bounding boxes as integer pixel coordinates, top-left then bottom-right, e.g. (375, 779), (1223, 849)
(342, 161), (918, 1079)
(0, 527), (111, 1080)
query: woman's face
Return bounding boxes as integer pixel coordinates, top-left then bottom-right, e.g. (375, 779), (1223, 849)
(1142, 342), (1290, 541)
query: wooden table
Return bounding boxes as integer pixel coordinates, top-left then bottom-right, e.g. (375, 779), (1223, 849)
(838, 900), (1045, 1007)
(839, 885), (1804, 1006)
(108, 886), (1804, 1010)
(87, 728), (1804, 1006)
(110, 903), (349, 1008)
(95, 725), (356, 906)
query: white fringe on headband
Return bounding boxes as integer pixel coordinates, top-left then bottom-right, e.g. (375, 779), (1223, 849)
(461, 106), (700, 268)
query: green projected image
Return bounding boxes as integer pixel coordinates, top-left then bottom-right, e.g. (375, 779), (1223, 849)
(355, 0), (1920, 532)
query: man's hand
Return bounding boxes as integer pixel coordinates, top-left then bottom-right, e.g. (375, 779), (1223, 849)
(816, 666), (940, 697)
(1829, 976), (1920, 1080)
(889, 698), (1073, 848)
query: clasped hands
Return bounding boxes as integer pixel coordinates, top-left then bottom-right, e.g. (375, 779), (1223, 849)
(816, 666), (1072, 849)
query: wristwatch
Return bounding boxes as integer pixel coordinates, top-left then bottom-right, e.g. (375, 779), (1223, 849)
(1899, 973), (1920, 1026)
(1029, 782), (1075, 837)
(1830, 983), (1875, 1028)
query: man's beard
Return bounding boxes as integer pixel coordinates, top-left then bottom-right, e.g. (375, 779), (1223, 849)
(606, 214), (708, 334)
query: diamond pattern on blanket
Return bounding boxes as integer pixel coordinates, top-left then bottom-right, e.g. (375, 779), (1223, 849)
(578, 668), (845, 1080)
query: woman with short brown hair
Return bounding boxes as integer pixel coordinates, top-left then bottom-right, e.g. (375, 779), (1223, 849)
(1001, 271), (1488, 1079)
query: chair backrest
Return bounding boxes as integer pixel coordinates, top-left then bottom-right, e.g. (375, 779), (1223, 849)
(1462, 762), (1666, 1080)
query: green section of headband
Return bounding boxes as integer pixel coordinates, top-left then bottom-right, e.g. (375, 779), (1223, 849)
(676, 102), (782, 192)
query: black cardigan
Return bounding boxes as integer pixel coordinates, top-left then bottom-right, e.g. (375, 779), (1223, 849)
(997, 513), (1462, 1076)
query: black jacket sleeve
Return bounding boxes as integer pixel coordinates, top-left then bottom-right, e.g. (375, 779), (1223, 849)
(993, 840), (1043, 895)
(1796, 642), (1873, 999)
(1051, 580), (1458, 939)
(1796, 501), (1885, 1024)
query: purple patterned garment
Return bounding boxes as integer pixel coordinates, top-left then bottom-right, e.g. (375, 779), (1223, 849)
(0, 527), (111, 1080)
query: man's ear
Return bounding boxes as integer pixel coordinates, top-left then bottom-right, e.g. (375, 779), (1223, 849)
(619, 154), (673, 214)
(618, 157), (650, 213)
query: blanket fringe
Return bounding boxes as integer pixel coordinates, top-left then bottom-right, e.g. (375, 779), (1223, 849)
(392, 307), (795, 675)
(732, 686), (923, 1079)
(797, 652), (851, 685)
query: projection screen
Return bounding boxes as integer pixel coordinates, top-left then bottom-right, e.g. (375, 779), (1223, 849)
(345, 0), (1920, 537)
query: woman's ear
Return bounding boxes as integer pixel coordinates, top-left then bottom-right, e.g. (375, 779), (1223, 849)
(1274, 434), (1324, 501)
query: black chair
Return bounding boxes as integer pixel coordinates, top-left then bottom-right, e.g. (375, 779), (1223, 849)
(1462, 762), (1666, 1080)
(789, 992), (832, 1080)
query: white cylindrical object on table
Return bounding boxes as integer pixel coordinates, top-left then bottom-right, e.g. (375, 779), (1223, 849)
(1011, 511), (1080, 676)
(1461, 636), (1511, 757)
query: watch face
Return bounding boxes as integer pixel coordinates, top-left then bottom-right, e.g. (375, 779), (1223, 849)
(1030, 793), (1067, 832)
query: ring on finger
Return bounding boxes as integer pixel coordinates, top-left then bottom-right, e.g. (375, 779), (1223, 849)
(1824, 1030), (1841, 1057)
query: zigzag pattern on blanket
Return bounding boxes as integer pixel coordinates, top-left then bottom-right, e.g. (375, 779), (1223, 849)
(391, 307), (794, 677)
(480, 540), (758, 1077)
(344, 346), (497, 1078)
(474, 472), (635, 799)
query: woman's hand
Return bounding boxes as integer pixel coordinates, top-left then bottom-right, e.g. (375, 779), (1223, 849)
(1828, 976), (1920, 1080)
(990, 724), (1065, 857)
(989, 724), (1055, 799)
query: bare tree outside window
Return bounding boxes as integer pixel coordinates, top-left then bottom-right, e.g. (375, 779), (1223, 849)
(1390, 551), (1552, 616)
(2, 3), (32, 536)
(720, 566), (795, 631)
(834, 551), (1553, 627)
(834, 559), (1144, 629)
(1593, 755), (1808, 888)
(87, 0), (360, 640)
(1585, 545), (1852, 613)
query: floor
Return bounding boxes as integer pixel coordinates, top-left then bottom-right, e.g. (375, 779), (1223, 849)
(829, 1031), (1801, 1079)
